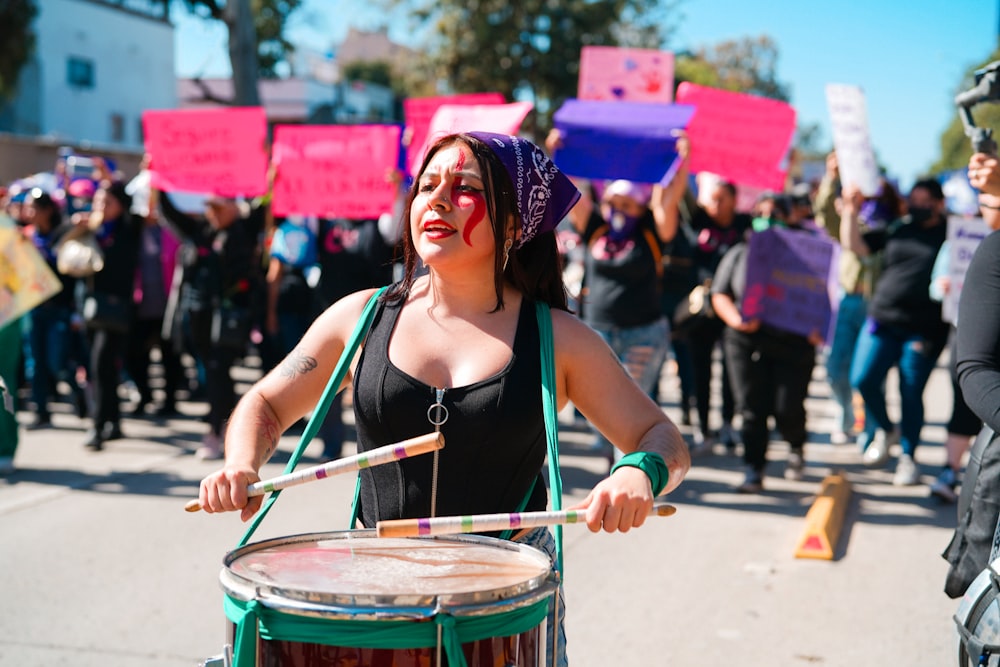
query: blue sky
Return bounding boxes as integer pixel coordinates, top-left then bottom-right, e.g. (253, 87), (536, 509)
(174, 0), (999, 190)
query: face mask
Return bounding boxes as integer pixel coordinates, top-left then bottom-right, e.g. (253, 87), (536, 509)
(608, 207), (640, 242)
(909, 206), (934, 225)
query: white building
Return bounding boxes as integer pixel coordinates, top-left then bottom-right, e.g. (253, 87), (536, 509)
(0, 0), (176, 150)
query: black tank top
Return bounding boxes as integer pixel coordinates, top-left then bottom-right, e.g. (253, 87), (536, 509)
(353, 293), (548, 529)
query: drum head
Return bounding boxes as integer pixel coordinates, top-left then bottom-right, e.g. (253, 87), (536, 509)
(221, 530), (554, 618)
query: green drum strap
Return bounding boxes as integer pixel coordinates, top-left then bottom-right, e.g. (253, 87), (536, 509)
(238, 286), (389, 548)
(535, 301), (564, 574)
(225, 594), (548, 667)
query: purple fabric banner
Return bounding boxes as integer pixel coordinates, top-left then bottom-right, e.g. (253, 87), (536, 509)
(552, 99), (695, 185)
(741, 227), (840, 341)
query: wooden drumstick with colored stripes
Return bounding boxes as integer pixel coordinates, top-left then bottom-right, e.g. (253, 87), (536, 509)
(184, 432), (444, 512)
(375, 501), (677, 538)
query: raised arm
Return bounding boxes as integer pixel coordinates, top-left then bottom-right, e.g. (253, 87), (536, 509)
(649, 132), (690, 244)
(544, 128), (592, 232)
(839, 184), (871, 257)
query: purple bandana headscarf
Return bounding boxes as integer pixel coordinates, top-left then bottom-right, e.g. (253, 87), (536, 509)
(466, 131), (581, 248)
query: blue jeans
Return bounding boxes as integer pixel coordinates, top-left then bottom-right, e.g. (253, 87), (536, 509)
(590, 318), (670, 459)
(825, 293), (867, 433)
(850, 318), (946, 456)
(27, 304), (73, 417)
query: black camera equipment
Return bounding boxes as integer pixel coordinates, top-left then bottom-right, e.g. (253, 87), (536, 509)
(955, 60), (1000, 155)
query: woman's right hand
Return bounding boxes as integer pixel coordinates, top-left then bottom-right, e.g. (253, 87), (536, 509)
(199, 465), (263, 522)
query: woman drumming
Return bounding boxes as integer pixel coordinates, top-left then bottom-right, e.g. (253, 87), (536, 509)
(197, 132), (690, 665)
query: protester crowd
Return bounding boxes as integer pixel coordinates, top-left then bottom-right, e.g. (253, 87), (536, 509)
(0, 133), (974, 502)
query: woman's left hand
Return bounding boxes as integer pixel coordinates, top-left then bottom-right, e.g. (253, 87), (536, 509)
(570, 466), (655, 533)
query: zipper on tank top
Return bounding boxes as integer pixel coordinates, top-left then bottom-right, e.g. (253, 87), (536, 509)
(427, 387), (449, 518)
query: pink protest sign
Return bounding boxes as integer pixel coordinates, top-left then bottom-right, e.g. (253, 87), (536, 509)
(676, 83), (796, 192)
(143, 107), (268, 196)
(578, 46), (674, 103)
(404, 93), (505, 175)
(271, 124), (401, 219)
(419, 101), (533, 167)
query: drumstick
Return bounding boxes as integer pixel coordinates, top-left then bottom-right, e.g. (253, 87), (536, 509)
(375, 501), (677, 538)
(184, 432), (444, 512)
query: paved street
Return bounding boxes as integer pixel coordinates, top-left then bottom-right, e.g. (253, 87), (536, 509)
(0, 353), (964, 666)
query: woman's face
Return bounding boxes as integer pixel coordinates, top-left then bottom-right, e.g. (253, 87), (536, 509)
(600, 193), (645, 219)
(411, 141), (496, 269)
(705, 184), (735, 223)
(93, 188), (122, 221)
(24, 200), (51, 229)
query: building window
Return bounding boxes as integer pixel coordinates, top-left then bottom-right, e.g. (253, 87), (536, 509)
(67, 57), (95, 88)
(110, 113), (125, 143)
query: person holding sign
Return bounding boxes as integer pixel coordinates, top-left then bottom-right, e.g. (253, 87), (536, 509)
(815, 152), (905, 446)
(546, 129), (690, 465)
(841, 180), (949, 486)
(709, 210), (825, 492)
(196, 132), (691, 665)
(159, 191), (267, 460)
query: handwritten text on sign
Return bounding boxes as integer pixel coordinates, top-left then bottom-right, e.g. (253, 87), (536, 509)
(272, 124), (401, 219)
(944, 215), (991, 324)
(578, 46), (675, 103)
(676, 82), (796, 192)
(826, 84), (880, 197)
(742, 227), (840, 340)
(142, 107), (268, 197)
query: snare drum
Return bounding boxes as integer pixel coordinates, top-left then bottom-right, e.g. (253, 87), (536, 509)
(221, 529), (557, 667)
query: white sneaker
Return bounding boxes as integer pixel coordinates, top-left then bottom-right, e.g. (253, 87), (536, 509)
(689, 430), (714, 457)
(863, 428), (897, 467)
(784, 450), (805, 481)
(196, 433), (224, 461)
(893, 453), (920, 486)
(830, 429), (854, 445)
(929, 467), (959, 503)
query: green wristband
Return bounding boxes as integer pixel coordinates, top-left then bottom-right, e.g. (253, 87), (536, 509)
(610, 452), (669, 496)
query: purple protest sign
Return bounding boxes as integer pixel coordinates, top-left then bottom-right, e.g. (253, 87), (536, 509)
(741, 227), (840, 341)
(552, 99), (695, 184)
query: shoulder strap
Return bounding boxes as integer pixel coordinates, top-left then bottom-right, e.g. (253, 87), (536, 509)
(536, 301), (565, 574)
(238, 286), (389, 547)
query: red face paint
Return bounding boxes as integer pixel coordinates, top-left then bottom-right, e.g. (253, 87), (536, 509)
(446, 150), (486, 246)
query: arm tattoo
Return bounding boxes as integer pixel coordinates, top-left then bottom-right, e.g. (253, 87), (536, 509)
(257, 412), (281, 457)
(279, 348), (318, 378)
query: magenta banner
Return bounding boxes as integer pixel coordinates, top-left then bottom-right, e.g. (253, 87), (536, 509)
(676, 83), (796, 192)
(271, 124), (401, 219)
(143, 107), (269, 197)
(403, 92), (505, 175)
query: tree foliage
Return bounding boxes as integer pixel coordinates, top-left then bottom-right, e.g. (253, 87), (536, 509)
(929, 49), (1000, 176)
(674, 35), (790, 102)
(387, 0), (674, 133)
(166, 0), (302, 105)
(0, 0), (38, 102)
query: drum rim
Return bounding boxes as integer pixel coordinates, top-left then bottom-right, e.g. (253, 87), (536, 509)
(220, 529), (556, 619)
(955, 559), (1000, 665)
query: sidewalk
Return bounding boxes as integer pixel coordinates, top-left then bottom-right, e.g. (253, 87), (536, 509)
(0, 357), (963, 666)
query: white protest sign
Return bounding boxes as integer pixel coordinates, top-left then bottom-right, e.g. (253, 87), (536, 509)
(825, 84), (880, 197)
(944, 215), (991, 324)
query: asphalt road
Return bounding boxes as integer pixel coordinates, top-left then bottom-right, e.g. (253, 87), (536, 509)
(0, 354), (966, 666)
